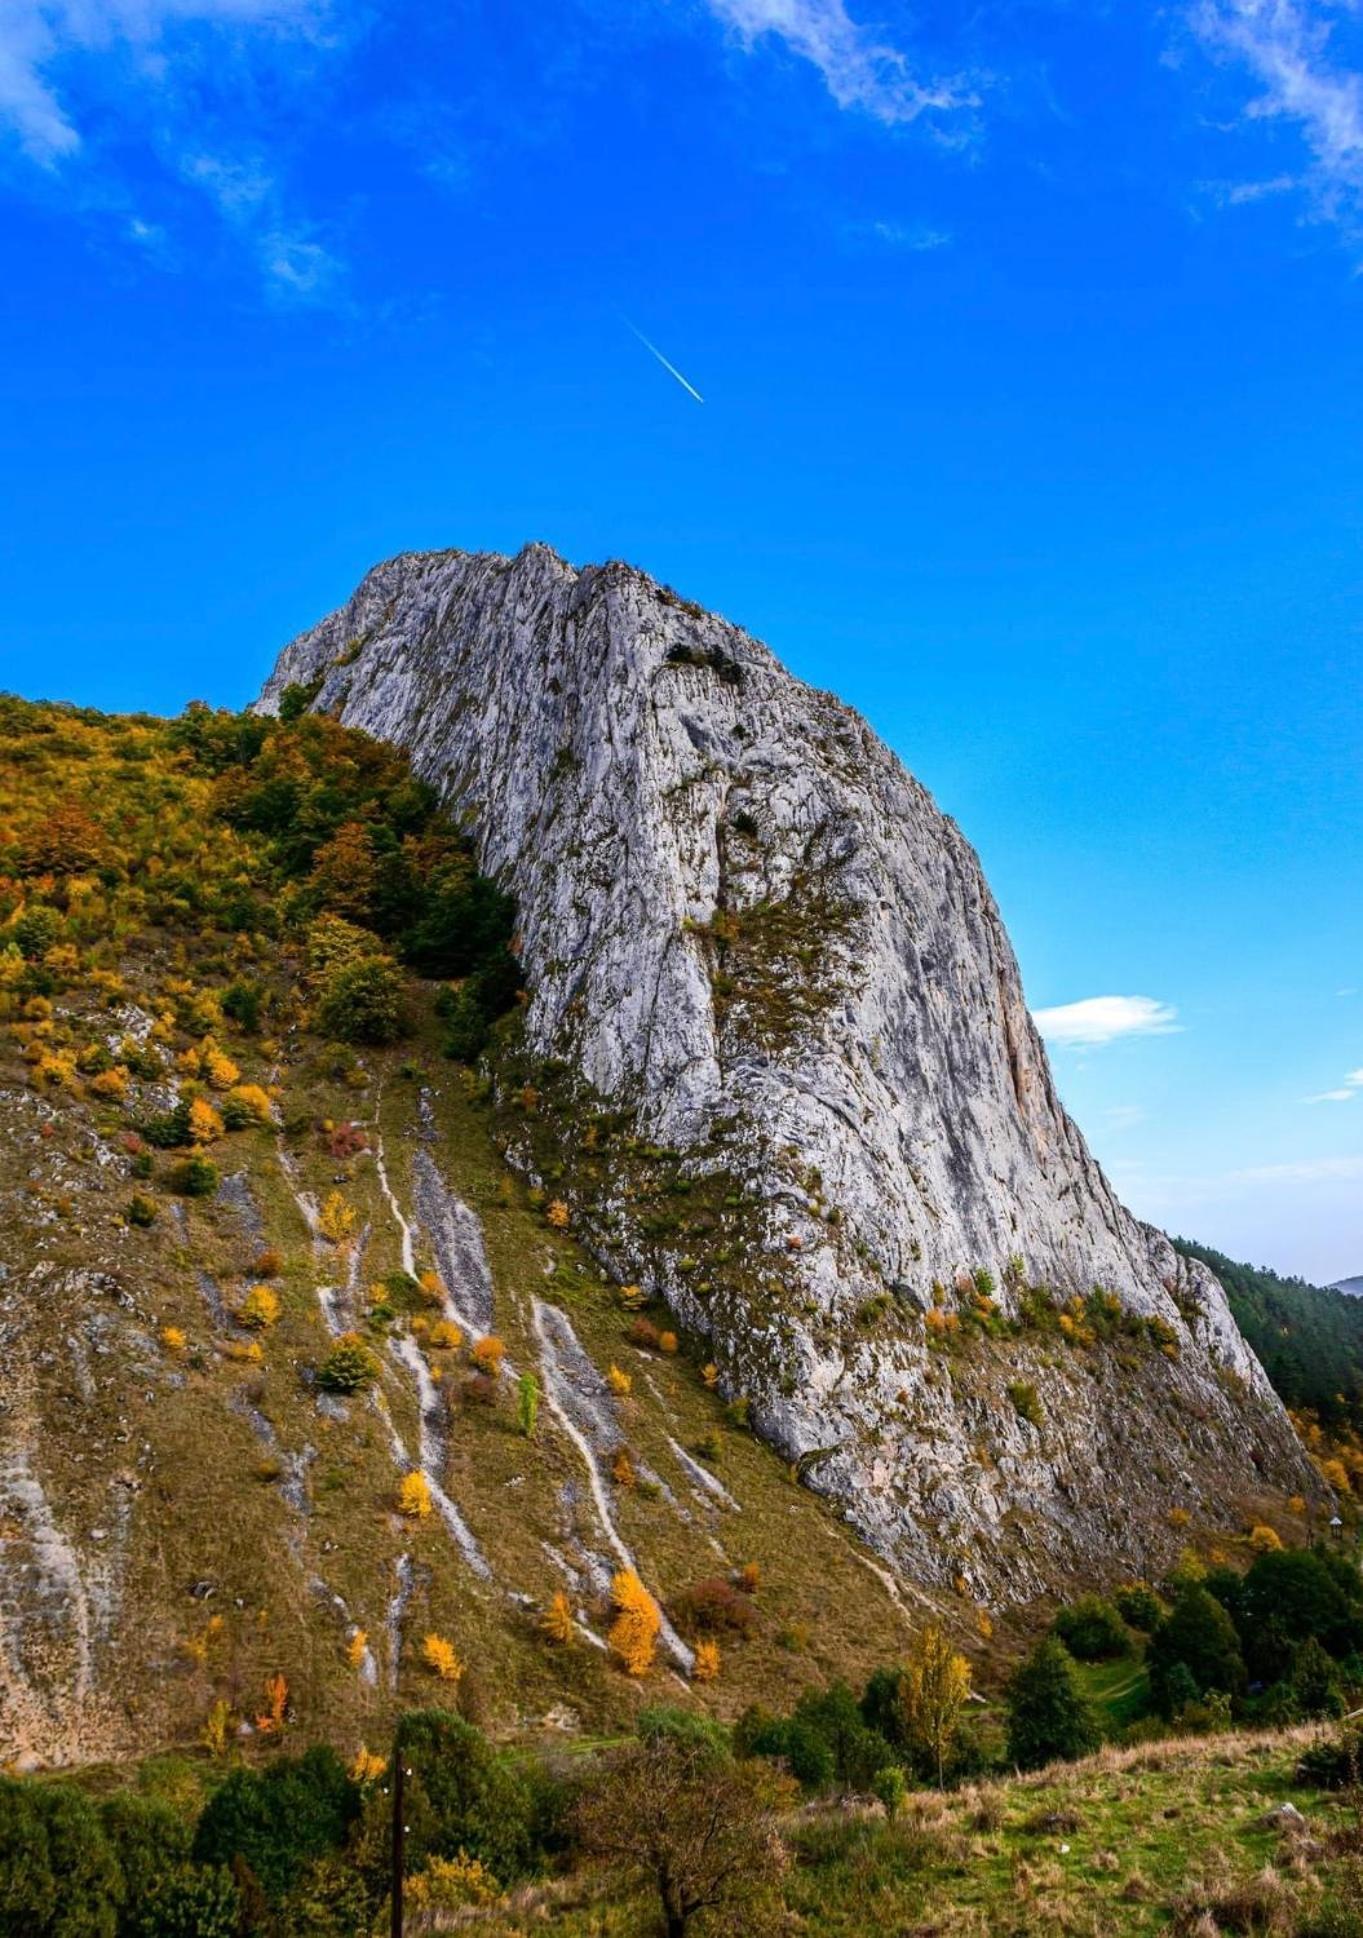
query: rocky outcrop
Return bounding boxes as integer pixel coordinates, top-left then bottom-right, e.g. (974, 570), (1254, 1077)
(258, 543), (1316, 1600)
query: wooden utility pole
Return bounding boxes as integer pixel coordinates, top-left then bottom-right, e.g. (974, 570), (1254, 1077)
(390, 1721), (406, 1938)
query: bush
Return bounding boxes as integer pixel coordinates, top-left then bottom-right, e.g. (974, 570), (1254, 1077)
(317, 1339), (377, 1393)
(1147, 1585), (1246, 1717)
(168, 1156), (218, 1197)
(1007, 1380), (1044, 1428)
(127, 1193), (158, 1228)
(131, 1868), (240, 1938)
(670, 1576), (757, 1638)
(396, 1711), (540, 1882)
(1052, 1595), (1130, 1662)
(0, 1777), (122, 1938)
(192, 1746), (360, 1903)
(95, 1793), (188, 1928)
(1005, 1638), (1101, 1770)
(12, 905), (64, 960)
(1114, 1583), (1164, 1633)
(1298, 1728), (1363, 1790)
(314, 954), (406, 1046)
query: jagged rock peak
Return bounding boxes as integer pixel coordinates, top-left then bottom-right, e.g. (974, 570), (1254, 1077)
(258, 542), (1315, 1600)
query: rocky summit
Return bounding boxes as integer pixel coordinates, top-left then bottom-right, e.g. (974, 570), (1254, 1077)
(258, 542), (1316, 1600)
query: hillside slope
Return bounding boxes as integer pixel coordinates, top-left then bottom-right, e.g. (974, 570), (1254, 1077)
(257, 542), (1316, 1600)
(0, 699), (925, 1768)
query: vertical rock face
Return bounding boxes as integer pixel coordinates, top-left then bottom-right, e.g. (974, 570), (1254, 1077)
(259, 542), (1313, 1600)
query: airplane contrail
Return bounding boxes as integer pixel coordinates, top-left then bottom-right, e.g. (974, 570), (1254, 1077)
(622, 317), (704, 403)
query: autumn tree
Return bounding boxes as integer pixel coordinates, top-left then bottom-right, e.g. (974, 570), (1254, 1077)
(609, 1568), (661, 1676)
(572, 1736), (785, 1938)
(899, 1622), (971, 1786)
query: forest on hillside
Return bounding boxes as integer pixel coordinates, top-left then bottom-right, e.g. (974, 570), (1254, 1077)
(1176, 1238), (1363, 1430)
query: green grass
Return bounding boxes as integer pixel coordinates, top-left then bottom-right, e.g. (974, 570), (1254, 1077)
(457, 1724), (1359, 1937)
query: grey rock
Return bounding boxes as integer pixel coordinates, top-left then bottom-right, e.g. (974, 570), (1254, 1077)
(257, 542), (1316, 1599)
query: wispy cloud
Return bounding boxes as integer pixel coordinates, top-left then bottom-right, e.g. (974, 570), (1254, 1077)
(186, 151), (341, 299)
(861, 218), (952, 250)
(1191, 0), (1363, 234)
(699, 0), (974, 127)
(0, 1), (344, 299)
(0, 0), (320, 166)
(1032, 994), (1182, 1049)
(1307, 1066), (1363, 1103)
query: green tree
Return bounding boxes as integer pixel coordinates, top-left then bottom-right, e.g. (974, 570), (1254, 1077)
(1005, 1638), (1101, 1770)
(517, 1372), (540, 1438)
(1147, 1585), (1247, 1717)
(191, 1747), (359, 1904)
(314, 954), (407, 1045)
(1052, 1595), (1130, 1662)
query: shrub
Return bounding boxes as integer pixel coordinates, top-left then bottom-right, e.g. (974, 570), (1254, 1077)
(317, 1338), (377, 1393)
(12, 905), (65, 960)
(1297, 1728), (1363, 1790)
(1250, 1522), (1284, 1553)
(471, 1335), (506, 1377)
(422, 1634), (464, 1683)
(0, 1777), (121, 1938)
(693, 1639), (720, 1682)
(187, 1097), (223, 1144)
(239, 1284), (280, 1329)
(221, 981), (263, 1032)
(873, 1765), (908, 1819)
(399, 1471), (433, 1518)
(671, 1577), (757, 1638)
(517, 1371), (539, 1437)
(1007, 1380), (1044, 1428)
(222, 1084), (272, 1128)
(394, 1710), (540, 1882)
(607, 1363), (632, 1396)
(169, 1156), (218, 1197)
(317, 1191), (356, 1244)
(628, 1317), (661, 1350)
(127, 1193), (158, 1227)
(193, 1747), (359, 1902)
(1005, 1638), (1101, 1770)
(1114, 1583), (1165, 1633)
(1052, 1595), (1130, 1662)
(541, 1591), (575, 1644)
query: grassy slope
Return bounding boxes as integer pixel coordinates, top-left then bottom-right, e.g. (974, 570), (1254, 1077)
(0, 700), (953, 1768)
(461, 1726), (1354, 1937)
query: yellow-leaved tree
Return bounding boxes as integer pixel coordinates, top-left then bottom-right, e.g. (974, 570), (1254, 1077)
(900, 1622), (971, 1787)
(609, 1568), (660, 1677)
(398, 1471), (432, 1518)
(422, 1634), (464, 1683)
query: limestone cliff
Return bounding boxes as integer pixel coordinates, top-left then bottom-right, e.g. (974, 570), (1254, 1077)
(258, 542), (1315, 1599)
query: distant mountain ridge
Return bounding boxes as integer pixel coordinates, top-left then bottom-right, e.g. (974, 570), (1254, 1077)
(1334, 1276), (1363, 1300)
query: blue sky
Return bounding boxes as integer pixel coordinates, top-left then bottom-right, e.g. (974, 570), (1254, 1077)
(2, 0), (1361, 1282)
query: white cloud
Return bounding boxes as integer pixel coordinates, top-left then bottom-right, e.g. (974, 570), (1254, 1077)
(700, 0), (973, 126)
(187, 151), (341, 298)
(1307, 1066), (1363, 1102)
(1031, 994), (1182, 1048)
(0, 0), (317, 165)
(1191, 0), (1363, 232)
(866, 218), (952, 249)
(1235, 1154), (1363, 1183)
